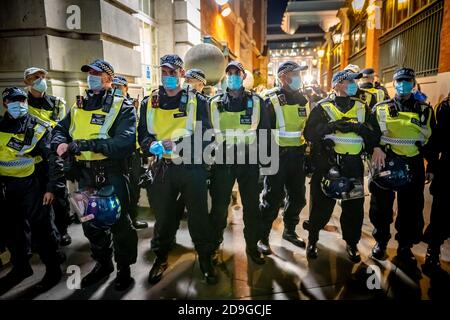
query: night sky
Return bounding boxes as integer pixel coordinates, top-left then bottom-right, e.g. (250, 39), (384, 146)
(267, 0), (289, 25)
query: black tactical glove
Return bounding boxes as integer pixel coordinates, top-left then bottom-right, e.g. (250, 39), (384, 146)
(68, 140), (96, 155)
(327, 119), (348, 132)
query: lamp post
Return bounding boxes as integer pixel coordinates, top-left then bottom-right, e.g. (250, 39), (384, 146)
(351, 0), (366, 13)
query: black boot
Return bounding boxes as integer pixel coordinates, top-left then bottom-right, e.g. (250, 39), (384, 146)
(148, 257), (168, 284)
(81, 260), (114, 288)
(371, 242), (387, 261)
(257, 239), (272, 255)
(35, 264), (62, 292)
(306, 241), (318, 259)
(60, 233), (72, 247)
(114, 265), (133, 291)
(199, 255), (218, 285)
(282, 228), (306, 248)
(246, 247), (265, 265)
(132, 220), (148, 229)
(346, 244), (361, 263)
(0, 264), (33, 295)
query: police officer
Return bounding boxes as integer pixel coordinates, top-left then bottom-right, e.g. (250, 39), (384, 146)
(51, 59), (138, 291)
(258, 61), (309, 255)
(184, 69), (207, 95)
(23, 67), (72, 246)
(359, 68), (389, 103)
(138, 54), (217, 284)
(370, 68), (436, 264)
(0, 87), (63, 294)
(422, 93), (450, 275)
(209, 61), (269, 265)
(112, 75), (148, 229)
(303, 70), (381, 261)
(344, 64), (377, 109)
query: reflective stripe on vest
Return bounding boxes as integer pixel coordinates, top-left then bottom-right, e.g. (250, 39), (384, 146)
(210, 94), (260, 145)
(69, 96), (123, 161)
(268, 92), (308, 147)
(0, 121), (48, 177)
(321, 100), (365, 155)
(376, 103), (431, 157)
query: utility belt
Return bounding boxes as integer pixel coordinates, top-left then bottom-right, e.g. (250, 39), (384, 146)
(76, 159), (127, 187)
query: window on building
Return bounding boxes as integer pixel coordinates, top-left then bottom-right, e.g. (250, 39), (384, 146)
(139, 0), (155, 19)
(350, 20), (367, 56)
(382, 0), (437, 33)
(137, 21), (158, 91)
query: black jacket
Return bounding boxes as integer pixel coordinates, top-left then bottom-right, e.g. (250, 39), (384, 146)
(50, 89), (136, 160)
(0, 113), (64, 193)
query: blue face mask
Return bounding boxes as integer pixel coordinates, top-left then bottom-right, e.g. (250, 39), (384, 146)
(87, 75), (103, 91)
(227, 75), (243, 90)
(7, 101), (28, 119)
(288, 76), (302, 91)
(395, 81), (414, 96)
(32, 78), (47, 93)
(114, 89), (123, 96)
(345, 82), (358, 96)
(162, 76), (179, 90)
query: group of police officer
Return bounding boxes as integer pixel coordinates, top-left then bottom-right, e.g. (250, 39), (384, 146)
(0, 53), (449, 295)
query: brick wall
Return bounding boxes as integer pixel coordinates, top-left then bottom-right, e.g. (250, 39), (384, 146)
(438, 0), (450, 73)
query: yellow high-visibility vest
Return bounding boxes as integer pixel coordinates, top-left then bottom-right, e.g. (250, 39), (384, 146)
(209, 93), (260, 145)
(265, 88), (309, 147)
(146, 90), (197, 159)
(68, 96), (123, 161)
(0, 117), (49, 177)
(321, 100), (366, 155)
(376, 101), (432, 157)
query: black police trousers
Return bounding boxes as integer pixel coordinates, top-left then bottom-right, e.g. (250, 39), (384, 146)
(423, 156), (450, 248)
(210, 164), (261, 249)
(307, 155), (364, 246)
(78, 166), (138, 266)
(1, 175), (60, 268)
(148, 163), (215, 258)
(260, 148), (306, 240)
(128, 151), (144, 222)
(369, 155), (425, 247)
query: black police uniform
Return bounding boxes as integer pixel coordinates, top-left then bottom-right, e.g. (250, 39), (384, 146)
(260, 88), (308, 244)
(0, 111), (63, 293)
(27, 93), (72, 242)
(51, 90), (138, 268)
(369, 94), (437, 253)
(123, 93), (146, 228)
(423, 96), (450, 255)
(138, 87), (216, 262)
(304, 95), (381, 254)
(209, 88), (270, 262)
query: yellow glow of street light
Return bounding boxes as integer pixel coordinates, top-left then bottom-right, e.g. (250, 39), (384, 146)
(220, 4), (231, 17)
(351, 0), (366, 12)
(317, 49), (325, 58)
(215, 0), (229, 5)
